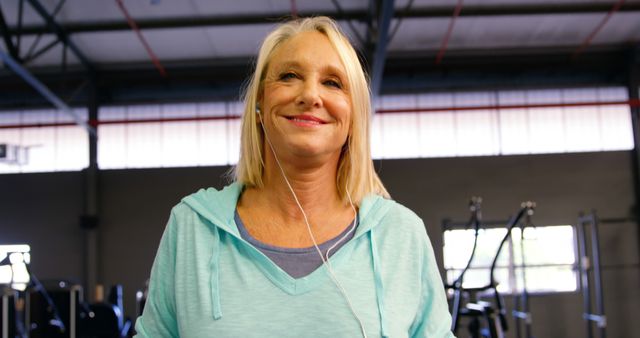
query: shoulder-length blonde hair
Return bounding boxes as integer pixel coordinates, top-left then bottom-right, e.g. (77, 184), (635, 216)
(233, 16), (389, 205)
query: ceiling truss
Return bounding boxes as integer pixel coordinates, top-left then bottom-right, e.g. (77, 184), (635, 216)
(0, 1), (638, 109)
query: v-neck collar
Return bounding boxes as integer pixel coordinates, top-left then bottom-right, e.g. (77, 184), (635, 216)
(181, 182), (395, 295)
(233, 227), (358, 295)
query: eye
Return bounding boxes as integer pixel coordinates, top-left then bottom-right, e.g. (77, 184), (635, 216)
(279, 72), (298, 81)
(324, 79), (343, 89)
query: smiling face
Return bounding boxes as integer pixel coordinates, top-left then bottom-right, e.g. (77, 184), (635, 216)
(259, 30), (352, 164)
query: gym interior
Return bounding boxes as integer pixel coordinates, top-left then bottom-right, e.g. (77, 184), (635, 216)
(1, 1), (639, 337)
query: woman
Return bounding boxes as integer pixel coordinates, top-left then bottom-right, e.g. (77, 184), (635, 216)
(135, 16), (454, 338)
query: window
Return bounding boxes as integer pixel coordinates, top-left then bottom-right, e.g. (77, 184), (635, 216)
(443, 225), (577, 294)
(97, 102), (241, 169)
(0, 244), (31, 291)
(372, 87), (633, 159)
(1, 86), (633, 173)
(0, 109), (89, 174)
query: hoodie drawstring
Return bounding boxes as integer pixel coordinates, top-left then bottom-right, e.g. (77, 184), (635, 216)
(210, 226), (223, 320)
(369, 230), (389, 338)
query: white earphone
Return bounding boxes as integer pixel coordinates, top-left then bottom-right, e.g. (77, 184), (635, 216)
(255, 105), (367, 338)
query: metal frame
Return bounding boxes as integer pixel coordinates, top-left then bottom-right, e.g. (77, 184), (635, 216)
(628, 47), (640, 262)
(512, 213), (534, 338)
(1, 1), (634, 106)
(0, 50), (95, 134)
(367, 0), (394, 97)
(576, 211), (607, 338)
(444, 200), (535, 338)
(0, 2), (21, 62)
(0, 0), (96, 132)
(24, 0), (94, 73)
(447, 197), (483, 335)
(1, 1), (100, 304)
(0, 0), (636, 109)
(0, 0), (92, 71)
(7, 3), (640, 35)
(1, 287), (17, 338)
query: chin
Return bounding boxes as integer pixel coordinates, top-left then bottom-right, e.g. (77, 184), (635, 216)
(287, 142), (340, 159)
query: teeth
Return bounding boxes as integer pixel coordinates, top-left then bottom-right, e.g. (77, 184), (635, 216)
(291, 118), (320, 124)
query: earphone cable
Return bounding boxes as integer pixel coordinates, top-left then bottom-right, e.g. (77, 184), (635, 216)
(258, 110), (368, 338)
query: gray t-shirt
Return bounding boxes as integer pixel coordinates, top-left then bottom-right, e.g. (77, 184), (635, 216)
(234, 210), (356, 278)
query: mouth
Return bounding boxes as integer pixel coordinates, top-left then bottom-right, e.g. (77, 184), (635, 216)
(284, 114), (327, 125)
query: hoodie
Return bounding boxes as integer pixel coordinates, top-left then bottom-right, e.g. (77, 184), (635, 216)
(134, 182), (455, 338)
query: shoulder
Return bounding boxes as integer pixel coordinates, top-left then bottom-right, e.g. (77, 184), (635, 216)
(170, 201), (196, 216)
(165, 202), (202, 229)
(377, 200), (428, 239)
(365, 198), (432, 257)
(383, 201), (423, 226)
(164, 183), (241, 239)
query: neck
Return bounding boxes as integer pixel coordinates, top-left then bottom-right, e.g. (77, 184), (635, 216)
(259, 148), (344, 221)
(237, 147), (356, 247)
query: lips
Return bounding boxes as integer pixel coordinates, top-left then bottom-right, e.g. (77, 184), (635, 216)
(284, 114), (327, 125)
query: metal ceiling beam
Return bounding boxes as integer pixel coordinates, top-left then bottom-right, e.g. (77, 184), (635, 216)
(0, 49), (95, 134)
(0, 47), (629, 109)
(0, 3), (21, 61)
(7, 3), (640, 35)
(11, 10), (367, 34)
(25, 0), (94, 74)
(330, 0), (365, 46)
(370, 0), (394, 97)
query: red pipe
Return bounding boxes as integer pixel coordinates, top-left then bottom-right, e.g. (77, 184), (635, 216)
(572, 0), (626, 60)
(115, 0), (167, 77)
(435, 0), (464, 65)
(290, 0), (298, 18)
(0, 115), (237, 130)
(1, 99), (638, 130)
(376, 98), (640, 114)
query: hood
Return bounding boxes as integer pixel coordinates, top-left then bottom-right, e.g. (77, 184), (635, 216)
(181, 181), (396, 240)
(180, 181), (395, 337)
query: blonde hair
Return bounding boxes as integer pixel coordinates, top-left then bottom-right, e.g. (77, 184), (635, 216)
(233, 16), (389, 204)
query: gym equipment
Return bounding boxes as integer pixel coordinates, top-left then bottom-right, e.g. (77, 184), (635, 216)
(26, 281), (135, 338)
(135, 280), (148, 318)
(447, 196), (483, 335)
(81, 284), (132, 338)
(1, 286), (18, 338)
(25, 279), (82, 338)
(444, 200), (536, 338)
(0, 246), (137, 338)
(576, 211), (606, 338)
(512, 212), (534, 338)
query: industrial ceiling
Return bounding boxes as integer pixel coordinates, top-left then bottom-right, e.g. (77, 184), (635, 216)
(0, 0), (639, 108)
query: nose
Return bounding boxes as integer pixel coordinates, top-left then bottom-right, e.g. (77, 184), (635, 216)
(296, 79), (322, 109)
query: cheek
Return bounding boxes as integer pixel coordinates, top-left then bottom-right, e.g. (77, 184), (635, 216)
(331, 96), (352, 128)
(264, 84), (296, 106)
(261, 87), (276, 111)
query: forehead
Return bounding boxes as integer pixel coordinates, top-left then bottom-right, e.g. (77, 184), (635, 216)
(268, 31), (346, 74)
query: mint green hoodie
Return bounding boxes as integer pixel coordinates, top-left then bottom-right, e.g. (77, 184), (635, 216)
(135, 183), (454, 338)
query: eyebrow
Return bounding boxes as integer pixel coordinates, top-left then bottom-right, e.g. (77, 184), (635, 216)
(274, 61), (346, 78)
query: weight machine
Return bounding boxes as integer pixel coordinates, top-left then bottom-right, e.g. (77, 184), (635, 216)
(444, 199), (536, 338)
(0, 249), (133, 338)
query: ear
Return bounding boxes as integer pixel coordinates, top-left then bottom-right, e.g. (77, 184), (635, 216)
(256, 88), (263, 108)
(255, 101), (265, 126)
(256, 96), (264, 113)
